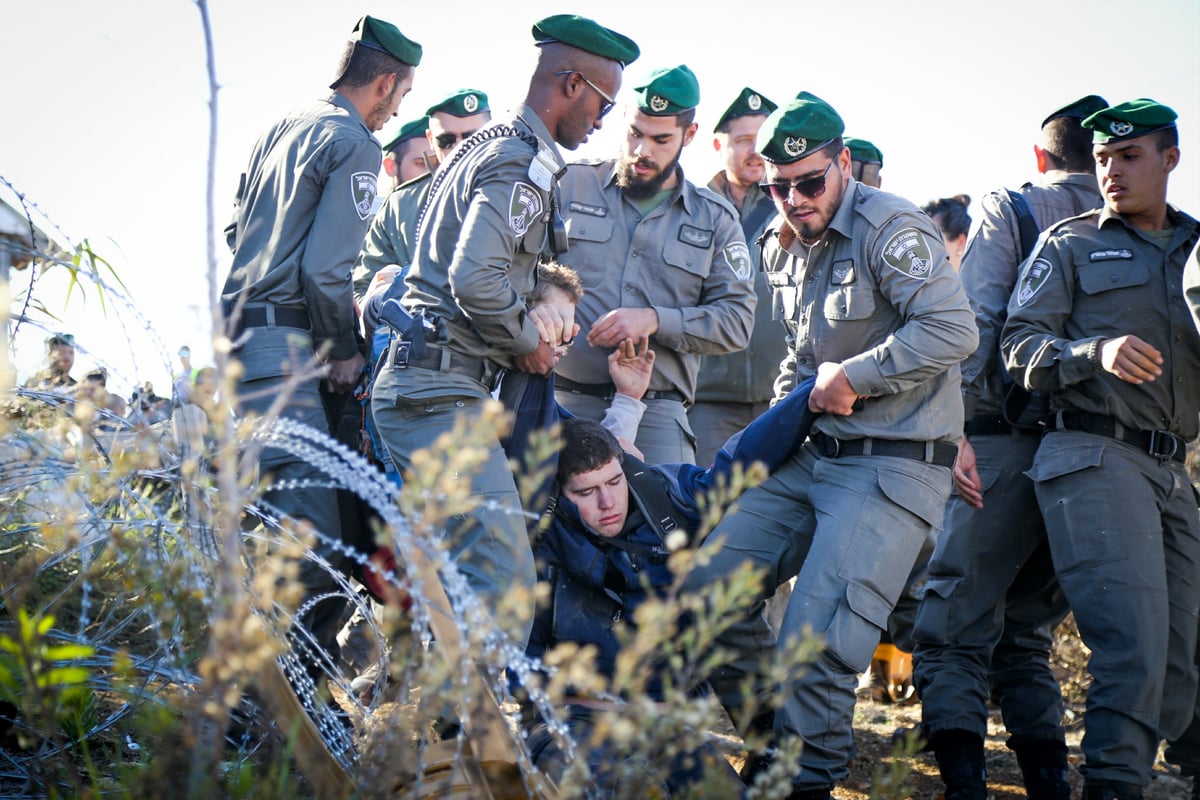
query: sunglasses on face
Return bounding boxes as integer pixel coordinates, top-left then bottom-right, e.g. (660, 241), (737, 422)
(434, 131), (477, 150)
(759, 160), (835, 202)
(554, 70), (615, 118)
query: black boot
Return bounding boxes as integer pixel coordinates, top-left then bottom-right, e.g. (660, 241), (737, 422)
(1009, 738), (1070, 800)
(929, 729), (987, 800)
(738, 709), (776, 784)
(1081, 779), (1143, 800)
(785, 787), (833, 800)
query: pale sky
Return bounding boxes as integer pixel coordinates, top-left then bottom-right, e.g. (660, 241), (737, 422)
(3, 0), (1198, 396)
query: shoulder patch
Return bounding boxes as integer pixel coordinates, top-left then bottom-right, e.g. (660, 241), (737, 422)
(678, 224), (714, 249)
(724, 242), (752, 280)
(351, 171), (378, 220)
(508, 182), (544, 236)
(1016, 258), (1053, 306)
(881, 227), (935, 279)
(1088, 248), (1133, 261)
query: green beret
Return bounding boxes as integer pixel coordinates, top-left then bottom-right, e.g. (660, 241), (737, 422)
(633, 65), (700, 116)
(1041, 94), (1108, 128)
(531, 14), (640, 67)
(350, 15), (422, 66)
(1083, 98), (1177, 144)
(844, 136), (883, 166)
(714, 87), (777, 132)
(425, 88), (490, 118)
(383, 117), (429, 153)
(756, 91), (845, 164)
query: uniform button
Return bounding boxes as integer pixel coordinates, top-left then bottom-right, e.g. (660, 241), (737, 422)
(1110, 275), (1119, 283)
(1178, 376), (1184, 383)
(687, 259), (694, 266)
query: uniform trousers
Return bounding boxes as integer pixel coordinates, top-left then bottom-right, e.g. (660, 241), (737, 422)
(371, 363), (535, 646)
(682, 442), (950, 789)
(555, 391), (696, 466)
(912, 429), (1069, 745)
(1030, 430), (1200, 788)
(688, 399), (771, 467)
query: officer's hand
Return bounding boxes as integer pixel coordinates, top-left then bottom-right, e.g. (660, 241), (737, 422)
(530, 303), (575, 346)
(808, 362), (861, 415)
(609, 336), (655, 401)
(326, 352), (366, 394)
(514, 339), (557, 376)
(1098, 335), (1162, 384)
(953, 437), (984, 509)
(587, 308), (659, 349)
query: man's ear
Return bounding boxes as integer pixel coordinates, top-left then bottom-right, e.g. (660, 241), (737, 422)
(1033, 144), (1050, 174)
(382, 152), (399, 178)
(681, 121), (698, 147)
(1163, 145), (1180, 174)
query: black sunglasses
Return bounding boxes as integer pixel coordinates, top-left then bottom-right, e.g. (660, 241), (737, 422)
(759, 160), (836, 202)
(434, 131), (476, 150)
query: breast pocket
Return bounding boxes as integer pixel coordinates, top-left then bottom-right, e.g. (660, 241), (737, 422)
(1075, 259), (1149, 296)
(823, 285), (876, 321)
(660, 239), (712, 304)
(564, 213), (615, 289)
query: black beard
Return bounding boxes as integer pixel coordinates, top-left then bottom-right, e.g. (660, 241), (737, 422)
(616, 153), (681, 200)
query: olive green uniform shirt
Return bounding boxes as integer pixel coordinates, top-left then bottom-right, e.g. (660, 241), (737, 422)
(764, 179), (978, 442)
(960, 171), (1102, 419)
(222, 92), (379, 364)
(398, 105), (565, 367)
(353, 172), (432, 303)
(554, 161), (756, 402)
(1001, 205), (1200, 440)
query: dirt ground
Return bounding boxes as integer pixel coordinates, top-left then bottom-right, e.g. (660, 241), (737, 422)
(833, 693), (1194, 800)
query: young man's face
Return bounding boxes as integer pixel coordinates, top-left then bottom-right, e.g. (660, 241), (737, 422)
(49, 344), (74, 374)
(617, 109), (696, 198)
(714, 114), (767, 188)
(562, 457), (629, 538)
(763, 145), (850, 243)
(1094, 133), (1177, 224)
(428, 110), (490, 161)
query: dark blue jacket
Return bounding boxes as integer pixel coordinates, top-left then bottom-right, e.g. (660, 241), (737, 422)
(526, 376), (818, 699)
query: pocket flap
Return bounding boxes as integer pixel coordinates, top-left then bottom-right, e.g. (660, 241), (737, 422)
(1025, 440), (1104, 482)
(876, 466), (946, 529)
(565, 213), (613, 244)
(845, 580), (893, 629)
(1076, 260), (1148, 295)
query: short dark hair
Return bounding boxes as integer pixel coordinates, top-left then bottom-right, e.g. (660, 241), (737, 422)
(558, 418), (623, 483)
(675, 107), (696, 129)
(332, 42), (411, 90)
(531, 261), (584, 305)
(922, 194), (972, 240)
(1041, 116), (1095, 173)
(1153, 126), (1179, 152)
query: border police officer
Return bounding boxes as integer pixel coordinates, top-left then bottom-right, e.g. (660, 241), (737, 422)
(685, 91), (977, 799)
(689, 87), (789, 467)
(221, 16), (421, 675)
(369, 15), (638, 645)
(912, 94), (1107, 800)
(554, 64), (756, 465)
(1001, 99), (1200, 800)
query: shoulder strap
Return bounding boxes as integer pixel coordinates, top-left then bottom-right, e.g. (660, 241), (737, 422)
(1004, 188), (1041, 262)
(623, 460), (681, 542)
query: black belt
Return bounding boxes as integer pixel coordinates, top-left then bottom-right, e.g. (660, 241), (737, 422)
(964, 414), (1039, 438)
(239, 305), (311, 330)
(811, 432), (956, 468)
(1053, 411), (1187, 463)
(556, 376), (686, 404)
(389, 339), (493, 384)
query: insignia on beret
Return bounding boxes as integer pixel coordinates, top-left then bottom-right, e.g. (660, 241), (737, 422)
(1110, 121), (1134, 137)
(784, 137), (808, 158)
(748, 94), (762, 111)
(649, 95), (668, 113)
(464, 94), (479, 113)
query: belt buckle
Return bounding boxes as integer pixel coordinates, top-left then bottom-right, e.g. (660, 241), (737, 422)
(1147, 430), (1179, 461)
(820, 433), (841, 458)
(393, 341), (411, 369)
